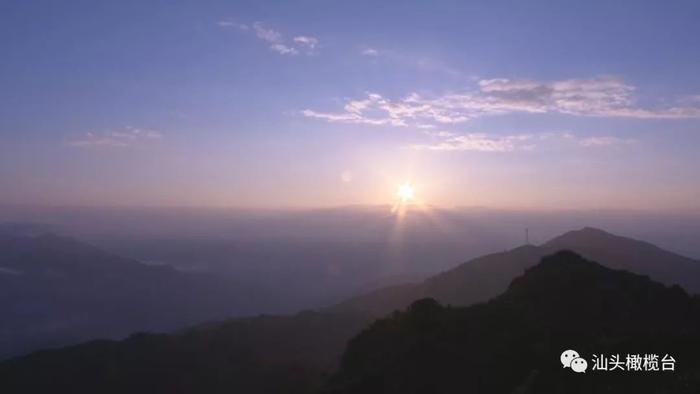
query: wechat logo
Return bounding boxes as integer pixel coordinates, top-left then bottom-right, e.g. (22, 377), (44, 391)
(561, 349), (588, 373)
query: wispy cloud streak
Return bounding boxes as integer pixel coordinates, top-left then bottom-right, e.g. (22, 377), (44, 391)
(303, 76), (700, 127)
(219, 20), (319, 56)
(410, 133), (535, 152)
(68, 127), (162, 148)
(578, 136), (636, 147)
(410, 131), (635, 152)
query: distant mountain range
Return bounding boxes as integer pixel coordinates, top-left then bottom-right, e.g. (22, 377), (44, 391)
(0, 231), (280, 358)
(332, 227), (700, 316)
(1, 227), (699, 393)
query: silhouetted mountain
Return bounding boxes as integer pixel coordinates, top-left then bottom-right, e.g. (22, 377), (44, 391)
(323, 251), (700, 394)
(546, 227), (700, 291)
(0, 232), (278, 358)
(332, 227), (700, 317)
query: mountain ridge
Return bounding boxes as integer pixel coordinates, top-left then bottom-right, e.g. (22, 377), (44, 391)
(323, 251), (700, 394)
(331, 227), (700, 317)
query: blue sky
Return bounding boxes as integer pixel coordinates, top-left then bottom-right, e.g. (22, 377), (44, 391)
(1, 0), (700, 210)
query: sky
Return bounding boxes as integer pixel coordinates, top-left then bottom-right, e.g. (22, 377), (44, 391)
(1, 0), (700, 210)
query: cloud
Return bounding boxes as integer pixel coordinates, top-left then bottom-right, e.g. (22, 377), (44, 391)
(252, 22), (282, 42)
(221, 21), (318, 56)
(579, 136), (635, 147)
(303, 76), (700, 127)
(303, 91), (464, 126)
(249, 22), (300, 55)
(294, 36), (318, 50)
(410, 133), (536, 152)
(269, 43), (298, 55)
(411, 131), (635, 153)
(302, 93), (410, 126)
(361, 48), (379, 56)
(68, 127), (162, 148)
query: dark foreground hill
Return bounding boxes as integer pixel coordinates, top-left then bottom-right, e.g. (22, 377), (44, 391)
(323, 251), (700, 394)
(332, 227), (700, 316)
(0, 310), (371, 394)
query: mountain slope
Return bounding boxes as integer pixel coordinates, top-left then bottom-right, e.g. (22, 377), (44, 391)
(546, 226), (700, 291)
(332, 227), (700, 317)
(0, 310), (372, 394)
(323, 251), (700, 394)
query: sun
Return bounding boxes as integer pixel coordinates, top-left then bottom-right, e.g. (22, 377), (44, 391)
(397, 182), (416, 203)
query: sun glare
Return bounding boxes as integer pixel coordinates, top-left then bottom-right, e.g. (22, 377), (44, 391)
(397, 183), (415, 204)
